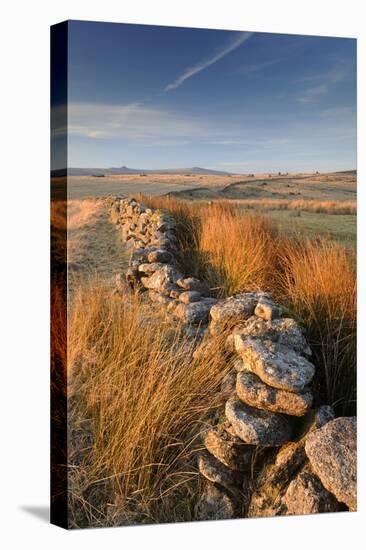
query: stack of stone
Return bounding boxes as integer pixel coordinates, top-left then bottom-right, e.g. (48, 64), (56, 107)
(109, 197), (357, 518)
(197, 292), (357, 518)
(197, 292), (316, 518)
(110, 197), (218, 325)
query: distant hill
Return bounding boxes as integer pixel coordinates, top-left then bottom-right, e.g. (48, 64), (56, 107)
(51, 166), (233, 177)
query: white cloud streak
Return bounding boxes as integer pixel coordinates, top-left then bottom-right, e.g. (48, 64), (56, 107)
(165, 32), (252, 91)
(65, 102), (219, 143)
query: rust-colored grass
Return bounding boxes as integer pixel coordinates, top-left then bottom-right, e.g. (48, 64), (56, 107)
(275, 238), (356, 412)
(67, 281), (231, 527)
(231, 198), (356, 215)
(139, 195), (356, 414)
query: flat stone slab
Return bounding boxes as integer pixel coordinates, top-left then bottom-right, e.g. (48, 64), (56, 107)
(203, 423), (254, 471)
(234, 336), (315, 392)
(225, 397), (292, 447)
(179, 290), (201, 304)
(210, 293), (267, 324)
(233, 316), (311, 355)
(198, 450), (242, 491)
(305, 416), (357, 510)
(173, 301), (213, 324)
(236, 371), (313, 416)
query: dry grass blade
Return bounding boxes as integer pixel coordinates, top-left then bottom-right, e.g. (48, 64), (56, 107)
(68, 281), (230, 527)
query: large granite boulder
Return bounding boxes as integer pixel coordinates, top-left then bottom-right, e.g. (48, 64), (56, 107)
(283, 466), (340, 515)
(305, 416), (357, 510)
(248, 405), (335, 517)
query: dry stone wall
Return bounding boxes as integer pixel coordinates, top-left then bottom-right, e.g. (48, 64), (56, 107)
(109, 196), (357, 519)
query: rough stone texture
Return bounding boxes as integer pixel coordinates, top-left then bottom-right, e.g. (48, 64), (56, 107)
(248, 440), (307, 517)
(248, 405), (336, 518)
(254, 297), (282, 321)
(140, 265), (183, 292)
(198, 450), (243, 491)
(234, 337), (315, 392)
(236, 371), (313, 417)
(233, 316), (311, 355)
(210, 293), (264, 325)
(297, 405), (335, 439)
(203, 423), (254, 471)
(146, 248), (173, 263)
(232, 357), (249, 372)
(225, 397), (292, 447)
(131, 246), (160, 263)
(137, 262), (164, 274)
(148, 290), (173, 304)
(195, 481), (236, 521)
(179, 290), (201, 304)
(305, 417), (357, 510)
(176, 277), (210, 296)
(173, 301), (213, 324)
(283, 466), (340, 515)
(220, 370), (237, 400)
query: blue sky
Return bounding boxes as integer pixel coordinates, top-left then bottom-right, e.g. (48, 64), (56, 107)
(64, 20), (356, 172)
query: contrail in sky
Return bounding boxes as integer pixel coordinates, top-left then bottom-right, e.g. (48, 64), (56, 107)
(165, 31), (253, 91)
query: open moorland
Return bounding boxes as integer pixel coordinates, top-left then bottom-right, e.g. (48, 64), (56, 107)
(51, 169), (356, 528)
(55, 170), (356, 245)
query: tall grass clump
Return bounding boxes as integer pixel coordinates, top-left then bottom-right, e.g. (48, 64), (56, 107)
(139, 195), (356, 415)
(67, 281), (231, 528)
(275, 238), (356, 415)
(199, 207), (277, 296)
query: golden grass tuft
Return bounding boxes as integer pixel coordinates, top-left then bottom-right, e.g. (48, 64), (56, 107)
(199, 206), (277, 296)
(139, 195), (356, 414)
(275, 238), (356, 411)
(67, 281), (231, 527)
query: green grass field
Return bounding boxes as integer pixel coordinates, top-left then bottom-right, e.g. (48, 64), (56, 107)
(255, 209), (356, 246)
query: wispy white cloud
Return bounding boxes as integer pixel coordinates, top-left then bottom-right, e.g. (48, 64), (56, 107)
(295, 61), (353, 103)
(165, 32), (252, 91)
(66, 102), (220, 143)
(320, 106), (355, 118)
(296, 84), (328, 103)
